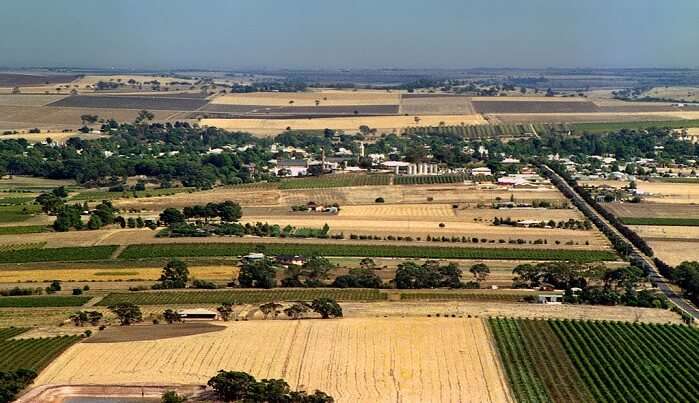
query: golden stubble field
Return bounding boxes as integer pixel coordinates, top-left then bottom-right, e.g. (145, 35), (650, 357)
(35, 318), (513, 403)
(210, 90), (400, 107)
(201, 115), (487, 135)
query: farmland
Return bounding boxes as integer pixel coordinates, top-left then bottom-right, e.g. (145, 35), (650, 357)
(48, 95), (208, 111)
(0, 245), (117, 263)
(117, 242), (616, 261)
(394, 174), (472, 185)
(620, 217), (699, 226)
(70, 187), (195, 201)
(473, 100), (599, 114)
(36, 318), (513, 403)
(0, 329), (81, 371)
(0, 296), (90, 308)
(490, 318), (699, 403)
(279, 174), (391, 189)
(0, 225), (48, 234)
(97, 288), (386, 306)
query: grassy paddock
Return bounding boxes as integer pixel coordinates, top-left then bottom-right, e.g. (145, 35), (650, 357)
(117, 243), (617, 262)
(0, 295), (91, 308)
(97, 288), (386, 306)
(70, 187), (194, 201)
(0, 245), (118, 264)
(621, 217), (699, 226)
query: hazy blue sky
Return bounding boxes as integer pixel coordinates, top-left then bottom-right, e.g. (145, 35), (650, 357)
(2, 0), (698, 69)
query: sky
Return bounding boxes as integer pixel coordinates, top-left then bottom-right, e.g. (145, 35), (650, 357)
(1, 0), (698, 70)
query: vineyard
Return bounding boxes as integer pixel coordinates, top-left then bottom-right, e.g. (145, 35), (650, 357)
(70, 187), (195, 201)
(394, 174), (474, 185)
(400, 292), (538, 302)
(0, 329), (80, 371)
(489, 318), (699, 403)
(0, 245), (117, 263)
(0, 225), (48, 235)
(0, 242), (46, 252)
(97, 288), (386, 306)
(0, 204), (41, 223)
(620, 217), (699, 226)
(279, 174), (391, 189)
(117, 242), (616, 262)
(0, 295), (91, 308)
(403, 123), (573, 138)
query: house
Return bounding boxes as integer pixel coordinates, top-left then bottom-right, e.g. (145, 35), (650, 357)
(242, 252), (265, 262)
(276, 255), (306, 266)
(177, 308), (219, 321)
(538, 294), (563, 305)
(275, 159), (309, 177)
(515, 219), (544, 228)
(470, 167), (492, 176)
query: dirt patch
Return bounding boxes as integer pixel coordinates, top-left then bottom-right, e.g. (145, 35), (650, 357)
(84, 323), (225, 343)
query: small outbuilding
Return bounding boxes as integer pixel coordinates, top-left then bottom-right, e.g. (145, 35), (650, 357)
(537, 294), (563, 305)
(177, 308), (219, 321)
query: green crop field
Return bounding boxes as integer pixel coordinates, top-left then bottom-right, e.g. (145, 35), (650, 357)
(489, 318), (699, 403)
(117, 242), (616, 262)
(98, 288), (386, 306)
(0, 204), (41, 223)
(279, 174), (391, 190)
(0, 196), (36, 206)
(0, 334), (81, 371)
(70, 187), (195, 201)
(620, 217), (699, 226)
(0, 245), (117, 263)
(0, 225), (49, 235)
(0, 296), (91, 308)
(0, 327), (29, 340)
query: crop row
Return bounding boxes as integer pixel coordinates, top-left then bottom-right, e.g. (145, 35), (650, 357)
(0, 296), (91, 308)
(0, 245), (117, 263)
(279, 174), (391, 189)
(0, 335), (81, 371)
(620, 217), (699, 226)
(0, 242), (46, 252)
(394, 174), (473, 185)
(117, 242), (616, 262)
(97, 288), (386, 306)
(400, 292), (535, 302)
(490, 318), (699, 403)
(0, 327), (29, 340)
(0, 225), (49, 235)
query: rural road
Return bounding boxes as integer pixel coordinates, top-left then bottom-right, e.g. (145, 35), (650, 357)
(542, 164), (699, 322)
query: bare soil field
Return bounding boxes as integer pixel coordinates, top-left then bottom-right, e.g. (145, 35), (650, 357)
(48, 95), (208, 111)
(604, 202), (699, 218)
(201, 115), (486, 135)
(648, 240), (699, 266)
(399, 96), (475, 115)
(112, 184), (565, 211)
(341, 301), (681, 323)
(210, 90), (400, 107)
(0, 94), (68, 107)
(84, 323), (225, 343)
(36, 318), (513, 403)
(473, 100), (600, 114)
(0, 105), (173, 131)
(0, 73), (78, 87)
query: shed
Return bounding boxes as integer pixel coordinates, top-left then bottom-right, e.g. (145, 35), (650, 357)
(178, 308), (219, 321)
(537, 294), (563, 305)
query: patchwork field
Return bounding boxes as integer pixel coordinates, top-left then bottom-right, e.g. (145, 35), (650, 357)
(36, 318), (513, 403)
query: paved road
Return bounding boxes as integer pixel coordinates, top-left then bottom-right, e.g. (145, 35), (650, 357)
(542, 164), (699, 321)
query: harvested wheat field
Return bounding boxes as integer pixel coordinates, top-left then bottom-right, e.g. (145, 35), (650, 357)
(628, 225), (699, 240)
(604, 202), (699, 219)
(648, 240), (699, 266)
(35, 318), (513, 403)
(210, 90), (399, 107)
(202, 115), (486, 135)
(0, 265), (235, 283)
(636, 181), (699, 203)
